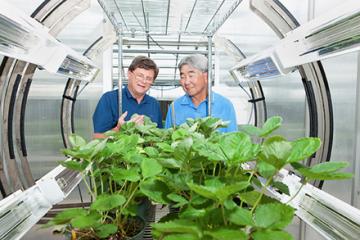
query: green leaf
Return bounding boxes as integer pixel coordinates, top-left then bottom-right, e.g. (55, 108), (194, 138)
(223, 199), (237, 210)
(258, 136), (292, 169)
(219, 132), (257, 164)
(310, 161), (349, 173)
(71, 211), (101, 229)
(157, 158), (182, 169)
(298, 169), (353, 180)
(90, 194), (126, 211)
(90, 138), (108, 159)
(162, 172), (193, 191)
(123, 152), (143, 164)
(287, 138), (321, 163)
(240, 125), (263, 137)
(228, 207), (254, 226)
(59, 160), (88, 172)
(152, 220), (202, 237)
(186, 183), (217, 202)
(167, 193), (188, 207)
(272, 181), (290, 196)
(260, 116), (282, 137)
(144, 147), (159, 157)
(204, 228), (247, 240)
(293, 161), (352, 180)
(173, 137), (193, 162)
(179, 206), (206, 219)
(46, 208), (87, 226)
(240, 116), (282, 137)
(217, 182), (250, 203)
(156, 142), (173, 153)
(252, 230), (293, 240)
(69, 134), (87, 147)
(254, 203), (294, 229)
(190, 195), (209, 206)
(141, 158), (163, 178)
(198, 117), (228, 135)
(95, 224), (118, 238)
(62, 139), (101, 159)
(111, 167), (140, 182)
(140, 179), (171, 204)
(239, 191), (276, 206)
(136, 123), (155, 134)
(172, 128), (189, 141)
(163, 234), (199, 240)
(257, 161), (276, 178)
(193, 142), (226, 162)
(187, 181), (249, 203)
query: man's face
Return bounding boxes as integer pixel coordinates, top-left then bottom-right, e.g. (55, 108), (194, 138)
(179, 64), (208, 98)
(127, 68), (155, 97)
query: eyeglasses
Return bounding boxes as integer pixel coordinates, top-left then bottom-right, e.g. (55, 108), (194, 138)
(133, 72), (154, 83)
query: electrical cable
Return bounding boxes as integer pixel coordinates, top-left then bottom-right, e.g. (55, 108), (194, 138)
(236, 79), (255, 125)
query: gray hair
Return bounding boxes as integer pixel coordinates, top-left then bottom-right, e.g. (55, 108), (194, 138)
(178, 54), (208, 73)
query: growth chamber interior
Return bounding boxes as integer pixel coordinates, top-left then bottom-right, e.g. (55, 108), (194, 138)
(1, 0), (360, 239)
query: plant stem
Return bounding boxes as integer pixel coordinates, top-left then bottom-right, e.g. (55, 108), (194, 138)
(82, 174), (95, 199)
(90, 168), (97, 197)
(251, 177), (273, 213)
(200, 162), (206, 179)
(286, 183), (306, 204)
(100, 174), (104, 194)
(109, 178), (113, 194)
(122, 183), (139, 210)
(247, 170), (255, 183)
(221, 204), (227, 225)
(234, 164), (242, 177)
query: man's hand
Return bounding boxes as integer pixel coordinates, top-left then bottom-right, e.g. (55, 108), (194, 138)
(129, 114), (144, 125)
(113, 111), (144, 131)
(94, 112), (145, 139)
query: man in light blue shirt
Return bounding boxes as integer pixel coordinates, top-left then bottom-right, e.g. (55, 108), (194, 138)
(165, 54), (237, 133)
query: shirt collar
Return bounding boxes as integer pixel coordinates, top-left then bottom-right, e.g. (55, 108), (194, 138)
(124, 86), (149, 104)
(180, 93), (214, 106)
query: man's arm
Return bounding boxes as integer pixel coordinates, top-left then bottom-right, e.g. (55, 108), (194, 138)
(93, 112), (145, 139)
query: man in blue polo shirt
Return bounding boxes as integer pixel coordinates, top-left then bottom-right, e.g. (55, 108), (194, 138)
(165, 54), (237, 133)
(93, 56), (162, 138)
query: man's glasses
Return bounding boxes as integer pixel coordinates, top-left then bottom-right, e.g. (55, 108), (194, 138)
(133, 72), (153, 83)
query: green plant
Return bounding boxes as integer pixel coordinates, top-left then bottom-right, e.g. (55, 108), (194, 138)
(47, 116), (351, 240)
(144, 116), (352, 240)
(46, 118), (169, 239)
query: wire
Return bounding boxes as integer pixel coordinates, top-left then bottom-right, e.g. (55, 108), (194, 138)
(237, 80), (254, 125)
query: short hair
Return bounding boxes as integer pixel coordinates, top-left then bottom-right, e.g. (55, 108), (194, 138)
(128, 56), (159, 79)
(178, 54), (208, 73)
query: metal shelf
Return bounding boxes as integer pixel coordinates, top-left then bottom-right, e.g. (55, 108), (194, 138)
(98, 0), (243, 36)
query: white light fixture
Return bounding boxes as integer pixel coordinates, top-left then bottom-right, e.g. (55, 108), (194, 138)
(0, 0), (99, 81)
(232, 0), (360, 80)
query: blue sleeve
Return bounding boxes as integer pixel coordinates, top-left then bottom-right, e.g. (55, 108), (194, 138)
(92, 93), (116, 133)
(164, 103), (173, 129)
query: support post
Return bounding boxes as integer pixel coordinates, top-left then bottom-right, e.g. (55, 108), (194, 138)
(207, 33), (213, 116)
(116, 23), (123, 116)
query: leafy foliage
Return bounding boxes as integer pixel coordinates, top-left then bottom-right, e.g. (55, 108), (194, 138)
(149, 116), (351, 240)
(49, 115), (351, 239)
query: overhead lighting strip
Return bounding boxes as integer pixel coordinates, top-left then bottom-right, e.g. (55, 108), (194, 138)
(231, 0), (360, 81)
(0, 0), (99, 81)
